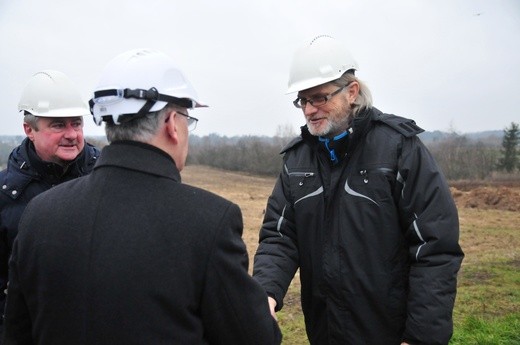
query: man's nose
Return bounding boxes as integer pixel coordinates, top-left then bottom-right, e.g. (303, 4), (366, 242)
(63, 123), (79, 138)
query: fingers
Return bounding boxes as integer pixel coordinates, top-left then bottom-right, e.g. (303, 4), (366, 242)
(267, 296), (277, 321)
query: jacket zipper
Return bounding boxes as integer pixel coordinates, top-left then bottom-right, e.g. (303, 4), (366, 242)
(288, 171), (315, 186)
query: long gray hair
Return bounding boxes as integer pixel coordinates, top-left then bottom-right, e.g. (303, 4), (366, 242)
(332, 72), (373, 117)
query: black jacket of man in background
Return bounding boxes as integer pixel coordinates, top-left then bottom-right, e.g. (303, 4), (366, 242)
(0, 138), (99, 332)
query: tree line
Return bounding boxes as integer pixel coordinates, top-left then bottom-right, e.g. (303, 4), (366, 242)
(1, 123), (519, 181)
(433, 122), (519, 180)
(186, 122), (520, 181)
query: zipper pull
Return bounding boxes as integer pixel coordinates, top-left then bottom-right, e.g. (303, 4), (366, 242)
(299, 172), (315, 186)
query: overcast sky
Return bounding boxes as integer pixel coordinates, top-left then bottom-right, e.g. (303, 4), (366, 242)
(1, 0), (519, 138)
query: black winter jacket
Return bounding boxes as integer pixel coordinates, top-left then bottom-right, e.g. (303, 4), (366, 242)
(0, 138), (100, 332)
(253, 107), (464, 345)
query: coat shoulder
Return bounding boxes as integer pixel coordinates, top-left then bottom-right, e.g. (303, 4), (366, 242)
(280, 136), (304, 154)
(373, 112), (424, 138)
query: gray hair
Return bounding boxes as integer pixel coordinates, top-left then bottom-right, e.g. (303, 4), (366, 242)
(105, 104), (179, 143)
(23, 113), (40, 130)
(332, 72), (373, 117)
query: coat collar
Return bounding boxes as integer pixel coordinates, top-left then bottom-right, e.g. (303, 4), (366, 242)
(1, 138), (100, 200)
(281, 107), (378, 155)
(95, 140), (181, 182)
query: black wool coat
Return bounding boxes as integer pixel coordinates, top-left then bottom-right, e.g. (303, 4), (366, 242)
(3, 140), (281, 345)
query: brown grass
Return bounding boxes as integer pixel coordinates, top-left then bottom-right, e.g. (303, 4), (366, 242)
(182, 164), (520, 271)
(182, 165), (520, 342)
(183, 164), (520, 265)
(458, 208), (519, 264)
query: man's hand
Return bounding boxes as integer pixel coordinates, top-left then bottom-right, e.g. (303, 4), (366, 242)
(267, 296), (277, 320)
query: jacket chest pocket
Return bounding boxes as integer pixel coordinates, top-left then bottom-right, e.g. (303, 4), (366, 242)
(287, 168), (322, 206)
(344, 167), (396, 206)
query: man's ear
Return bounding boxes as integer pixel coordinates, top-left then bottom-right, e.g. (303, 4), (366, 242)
(23, 122), (35, 141)
(165, 110), (179, 144)
(347, 81), (360, 103)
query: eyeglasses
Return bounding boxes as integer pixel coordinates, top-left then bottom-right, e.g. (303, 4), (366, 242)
(293, 82), (352, 109)
(176, 111), (198, 131)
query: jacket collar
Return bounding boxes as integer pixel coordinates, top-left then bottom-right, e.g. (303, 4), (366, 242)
(282, 107), (378, 156)
(25, 139), (85, 179)
(1, 138), (100, 200)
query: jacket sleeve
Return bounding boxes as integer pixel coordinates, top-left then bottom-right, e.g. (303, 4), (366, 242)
(397, 136), (464, 345)
(0, 212), (7, 342)
(252, 168), (300, 311)
(200, 203), (281, 345)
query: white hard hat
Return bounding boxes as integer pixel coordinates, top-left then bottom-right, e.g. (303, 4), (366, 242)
(18, 70), (89, 117)
(90, 48), (207, 125)
(287, 35), (358, 94)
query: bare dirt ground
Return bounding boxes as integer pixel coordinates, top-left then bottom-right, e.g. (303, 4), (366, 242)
(450, 181), (520, 212)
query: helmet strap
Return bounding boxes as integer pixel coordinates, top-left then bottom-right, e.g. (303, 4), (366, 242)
(90, 87), (194, 124)
(122, 87), (160, 123)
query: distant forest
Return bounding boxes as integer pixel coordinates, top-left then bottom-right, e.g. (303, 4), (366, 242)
(0, 129), (515, 181)
(184, 130), (510, 181)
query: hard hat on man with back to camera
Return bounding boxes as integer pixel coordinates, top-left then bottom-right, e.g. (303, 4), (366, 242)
(89, 48), (207, 126)
(287, 35), (358, 94)
(18, 70), (90, 117)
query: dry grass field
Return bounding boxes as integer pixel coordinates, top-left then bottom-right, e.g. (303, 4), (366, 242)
(182, 165), (520, 344)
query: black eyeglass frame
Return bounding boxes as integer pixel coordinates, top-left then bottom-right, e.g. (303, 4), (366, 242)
(293, 81), (353, 109)
(176, 111), (198, 131)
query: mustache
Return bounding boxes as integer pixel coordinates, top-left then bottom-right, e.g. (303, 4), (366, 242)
(59, 140), (80, 145)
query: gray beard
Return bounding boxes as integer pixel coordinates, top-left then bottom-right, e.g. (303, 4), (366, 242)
(307, 112), (351, 138)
